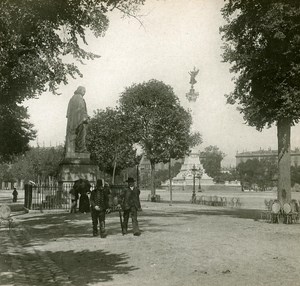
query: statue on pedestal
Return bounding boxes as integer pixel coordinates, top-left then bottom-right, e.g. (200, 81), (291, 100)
(65, 86), (89, 155)
(186, 67), (200, 102)
(188, 67), (199, 88)
(59, 85), (98, 188)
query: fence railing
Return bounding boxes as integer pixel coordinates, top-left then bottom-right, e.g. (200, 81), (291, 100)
(25, 184), (73, 211)
(25, 184), (126, 212)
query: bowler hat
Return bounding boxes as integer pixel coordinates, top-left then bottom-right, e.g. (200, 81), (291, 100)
(96, 179), (103, 187)
(126, 177), (135, 183)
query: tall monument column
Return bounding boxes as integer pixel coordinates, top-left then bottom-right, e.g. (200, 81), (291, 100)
(59, 86), (98, 187)
(172, 68), (214, 193)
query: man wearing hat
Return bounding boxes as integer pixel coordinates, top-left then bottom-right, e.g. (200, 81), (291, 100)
(120, 177), (141, 236)
(90, 179), (111, 237)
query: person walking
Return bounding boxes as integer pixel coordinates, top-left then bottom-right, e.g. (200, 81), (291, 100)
(12, 187), (18, 202)
(120, 177), (141, 236)
(90, 179), (110, 238)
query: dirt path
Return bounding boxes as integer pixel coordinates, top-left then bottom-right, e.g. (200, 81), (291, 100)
(1, 202), (300, 286)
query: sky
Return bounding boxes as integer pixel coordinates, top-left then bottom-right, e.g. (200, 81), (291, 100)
(25, 0), (300, 167)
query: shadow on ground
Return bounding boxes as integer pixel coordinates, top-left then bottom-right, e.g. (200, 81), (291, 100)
(140, 204), (263, 220)
(0, 245), (136, 286)
(0, 205), (266, 285)
(14, 205), (263, 243)
(50, 249), (136, 285)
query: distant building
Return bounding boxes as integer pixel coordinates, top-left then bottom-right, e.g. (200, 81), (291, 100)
(236, 148), (300, 166)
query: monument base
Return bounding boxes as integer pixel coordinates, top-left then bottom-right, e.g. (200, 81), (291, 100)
(162, 148), (215, 190)
(58, 152), (99, 187)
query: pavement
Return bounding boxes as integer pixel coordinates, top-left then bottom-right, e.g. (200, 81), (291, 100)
(0, 201), (263, 286)
(1, 190), (300, 286)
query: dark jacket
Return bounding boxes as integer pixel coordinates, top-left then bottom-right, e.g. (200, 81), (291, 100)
(120, 186), (141, 210)
(90, 187), (110, 211)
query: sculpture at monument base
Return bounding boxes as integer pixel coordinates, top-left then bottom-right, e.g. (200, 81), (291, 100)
(166, 148), (214, 191)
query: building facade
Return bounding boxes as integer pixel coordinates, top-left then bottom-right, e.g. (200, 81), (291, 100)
(236, 149), (300, 166)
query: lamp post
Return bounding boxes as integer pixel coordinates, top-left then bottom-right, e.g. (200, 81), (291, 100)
(197, 168), (203, 192)
(182, 173), (186, 192)
(191, 164), (197, 203)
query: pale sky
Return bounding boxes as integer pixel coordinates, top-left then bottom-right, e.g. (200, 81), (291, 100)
(25, 0), (300, 166)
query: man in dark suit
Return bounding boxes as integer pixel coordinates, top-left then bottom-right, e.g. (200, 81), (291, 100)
(120, 177), (141, 236)
(90, 179), (110, 237)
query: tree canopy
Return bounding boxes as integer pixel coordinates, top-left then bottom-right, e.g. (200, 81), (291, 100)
(220, 0), (300, 203)
(119, 79), (199, 198)
(8, 145), (64, 184)
(0, 0), (144, 160)
(0, 105), (36, 161)
(86, 107), (138, 182)
(0, 0), (144, 104)
(237, 158), (277, 191)
(220, 0), (300, 130)
(200, 145), (225, 180)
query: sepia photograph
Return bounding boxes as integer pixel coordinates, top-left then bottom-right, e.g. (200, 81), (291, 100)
(1, 0), (300, 285)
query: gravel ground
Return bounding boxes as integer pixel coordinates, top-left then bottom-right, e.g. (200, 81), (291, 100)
(1, 199), (300, 286)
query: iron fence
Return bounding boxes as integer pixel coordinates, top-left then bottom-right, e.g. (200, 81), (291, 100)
(29, 184), (73, 211)
(24, 183), (126, 212)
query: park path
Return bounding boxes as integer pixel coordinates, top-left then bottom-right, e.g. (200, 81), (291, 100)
(1, 224), (73, 286)
(1, 201), (300, 286)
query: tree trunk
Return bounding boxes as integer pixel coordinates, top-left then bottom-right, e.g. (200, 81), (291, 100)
(169, 158), (172, 205)
(112, 160), (117, 185)
(136, 165), (140, 188)
(277, 118), (291, 204)
(150, 160), (156, 200)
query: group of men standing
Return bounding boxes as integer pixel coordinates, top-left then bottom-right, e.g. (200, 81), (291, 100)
(89, 177), (142, 238)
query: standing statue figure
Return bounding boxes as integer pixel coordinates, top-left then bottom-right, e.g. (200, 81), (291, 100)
(189, 67), (199, 87)
(66, 86), (89, 154)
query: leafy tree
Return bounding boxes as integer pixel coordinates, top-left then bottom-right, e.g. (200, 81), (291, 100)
(0, 105), (36, 162)
(154, 161), (183, 187)
(220, 0), (300, 203)
(200, 145), (225, 180)
(0, 163), (14, 184)
(237, 158), (277, 191)
(119, 79), (198, 200)
(10, 146), (64, 184)
(0, 0), (144, 158)
(214, 168), (239, 184)
(86, 107), (138, 183)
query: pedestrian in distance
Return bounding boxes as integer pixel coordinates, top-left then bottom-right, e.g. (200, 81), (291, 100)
(12, 187), (18, 202)
(119, 177), (141, 236)
(90, 179), (111, 238)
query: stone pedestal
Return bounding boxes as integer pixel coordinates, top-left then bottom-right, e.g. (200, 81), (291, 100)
(170, 148), (214, 190)
(58, 152), (99, 187)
